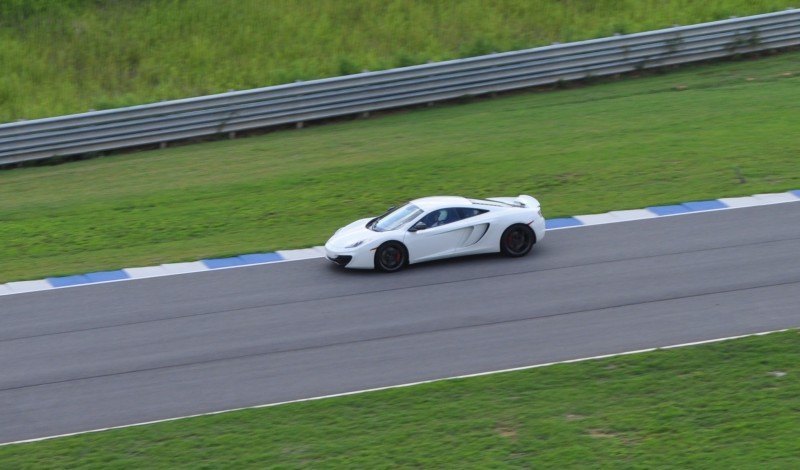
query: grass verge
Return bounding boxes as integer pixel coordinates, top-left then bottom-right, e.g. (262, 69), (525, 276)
(0, 0), (797, 122)
(1, 51), (799, 282)
(1, 329), (797, 467)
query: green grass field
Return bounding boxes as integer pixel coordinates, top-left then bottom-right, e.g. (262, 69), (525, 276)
(1, 330), (796, 467)
(1, 51), (799, 283)
(0, 0), (797, 122)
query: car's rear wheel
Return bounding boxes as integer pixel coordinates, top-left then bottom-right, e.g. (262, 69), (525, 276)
(375, 241), (407, 272)
(500, 224), (535, 257)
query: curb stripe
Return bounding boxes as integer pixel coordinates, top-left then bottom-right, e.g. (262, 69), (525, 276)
(682, 199), (727, 211)
(545, 217), (583, 229)
(85, 270), (130, 283)
(647, 204), (691, 216)
(202, 256), (250, 269)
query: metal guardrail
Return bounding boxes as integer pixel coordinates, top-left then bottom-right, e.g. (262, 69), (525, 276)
(1, 9), (798, 165)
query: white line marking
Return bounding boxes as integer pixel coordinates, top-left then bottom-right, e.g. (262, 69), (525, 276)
(5, 279), (53, 294)
(718, 196), (766, 208)
(123, 266), (169, 279)
(753, 192), (800, 203)
(276, 248), (324, 260)
(572, 213), (621, 225)
(1, 327), (792, 447)
(607, 209), (658, 221)
(160, 261), (208, 274)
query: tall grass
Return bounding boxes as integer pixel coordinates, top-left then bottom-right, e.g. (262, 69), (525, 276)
(0, 0), (796, 122)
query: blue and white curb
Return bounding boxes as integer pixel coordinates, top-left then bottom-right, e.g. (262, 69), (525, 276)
(544, 190), (800, 229)
(0, 247), (326, 296)
(1, 190), (798, 297)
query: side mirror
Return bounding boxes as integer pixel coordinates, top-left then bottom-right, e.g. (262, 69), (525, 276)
(410, 221), (427, 232)
(386, 206), (396, 212)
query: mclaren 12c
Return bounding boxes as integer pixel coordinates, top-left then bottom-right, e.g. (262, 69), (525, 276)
(324, 195), (546, 272)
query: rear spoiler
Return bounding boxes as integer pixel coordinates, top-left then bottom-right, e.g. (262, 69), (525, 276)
(485, 195), (541, 208)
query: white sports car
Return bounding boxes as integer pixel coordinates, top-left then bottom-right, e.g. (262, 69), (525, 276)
(325, 195), (546, 272)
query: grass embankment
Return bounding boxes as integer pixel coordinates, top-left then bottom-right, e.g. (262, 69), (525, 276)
(1, 51), (799, 282)
(1, 330), (797, 467)
(0, 0), (797, 122)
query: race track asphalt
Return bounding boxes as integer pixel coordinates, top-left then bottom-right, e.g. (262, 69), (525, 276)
(1, 202), (799, 444)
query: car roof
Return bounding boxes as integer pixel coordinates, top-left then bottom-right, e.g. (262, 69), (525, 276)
(409, 196), (472, 211)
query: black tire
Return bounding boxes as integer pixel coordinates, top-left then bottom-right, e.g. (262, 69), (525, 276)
(375, 241), (407, 272)
(500, 224), (535, 257)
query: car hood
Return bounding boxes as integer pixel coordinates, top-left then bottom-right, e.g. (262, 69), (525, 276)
(327, 217), (380, 248)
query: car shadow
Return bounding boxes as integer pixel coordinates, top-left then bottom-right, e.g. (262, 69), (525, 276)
(325, 249), (544, 275)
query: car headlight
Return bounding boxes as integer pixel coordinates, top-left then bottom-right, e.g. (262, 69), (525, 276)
(345, 240), (366, 248)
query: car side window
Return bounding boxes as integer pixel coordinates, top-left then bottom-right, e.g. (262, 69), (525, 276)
(457, 208), (488, 219)
(419, 208), (462, 228)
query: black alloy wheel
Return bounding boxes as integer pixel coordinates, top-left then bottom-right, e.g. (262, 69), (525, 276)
(375, 241), (407, 272)
(500, 224), (535, 257)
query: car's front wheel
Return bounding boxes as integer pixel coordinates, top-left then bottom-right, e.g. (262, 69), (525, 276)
(500, 224), (535, 257)
(375, 241), (407, 272)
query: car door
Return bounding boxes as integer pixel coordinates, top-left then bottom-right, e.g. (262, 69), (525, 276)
(404, 208), (468, 263)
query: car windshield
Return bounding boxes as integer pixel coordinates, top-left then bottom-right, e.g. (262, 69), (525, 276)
(370, 204), (422, 232)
